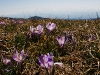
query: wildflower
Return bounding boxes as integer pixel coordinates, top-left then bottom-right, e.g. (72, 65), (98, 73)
(29, 25), (44, 35)
(27, 25), (44, 42)
(46, 22), (56, 32)
(38, 52), (54, 68)
(2, 57), (11, 65)
(12, 19), (14, 22)
(0, 21), (5, 25)
(38, 52), (64, 74)
(35, 25), (44, 34)
(57, 35), (66, 47)
(12, 50), (28, 63)
(18, 20), (23, 24)
(12, 19), (16, 23)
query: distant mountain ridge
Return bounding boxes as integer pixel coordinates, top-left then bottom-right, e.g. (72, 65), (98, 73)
(0, 15), (100, 20)
(28, 16), (49, 20)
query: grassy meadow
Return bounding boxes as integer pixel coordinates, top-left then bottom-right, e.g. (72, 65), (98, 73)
(0, 17), (100, 75)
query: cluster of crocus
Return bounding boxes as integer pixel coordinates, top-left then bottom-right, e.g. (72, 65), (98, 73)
(57, 32), (76, 47)
(27, 22), (56, 42)
(28, 25), (44, 36)
(46, 22), (56, 32)
(38, 52), (64, 75)
(1, 49), (28, 74)
(28, 22), (56, 36)
(12, 49), (28, 63)
(12, 19), (16, 24)
(18, 20), (23, 24)
(1, 49), (28, 65)
(0, 21), (5, 25)
(27, 25), (44, 42)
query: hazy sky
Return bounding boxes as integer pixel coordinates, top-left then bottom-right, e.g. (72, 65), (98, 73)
(0, 0), (100, 19)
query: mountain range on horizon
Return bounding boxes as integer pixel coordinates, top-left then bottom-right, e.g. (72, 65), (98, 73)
(0, 15), (99, 20)
(1, 11), (99, 20)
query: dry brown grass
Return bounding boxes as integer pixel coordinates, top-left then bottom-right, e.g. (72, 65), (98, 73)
(0, 17), (100, 75)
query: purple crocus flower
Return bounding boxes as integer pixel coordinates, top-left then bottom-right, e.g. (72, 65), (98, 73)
(27, 25), (44, 40)
(38, 52), (64, 74)
(19, 20), (23, 24)
(29, 25), (44, 35)
(35, 25), (44, 34)
(46, 22), (56, 32)
(12, 19), (14, 22)
(2, 57), (11, 65)
(38, 52), (54, 68)
(12, 50), (28, 63)
(12, 19), (16, 23)
(57, 35), (66, 47)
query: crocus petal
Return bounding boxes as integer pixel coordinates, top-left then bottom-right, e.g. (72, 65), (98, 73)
(6, 59), (11, 64)
(40, 62), (45, 67)
(15, 50), (18, 56)
(13, 54), (21, 62)
(36, 25), (44, 34)
(38, 54), (45, 67)
(21, 50), (24, 56)
(43, 55), (49, 68)
(48, 59), (54, 67)
(39, 55), (48, 68)
(12, 50), (19, 62)
(21, 50), (28, 61)
(38, 58), (45, 67)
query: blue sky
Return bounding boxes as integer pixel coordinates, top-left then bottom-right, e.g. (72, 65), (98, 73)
(0, 0), (100, 19)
